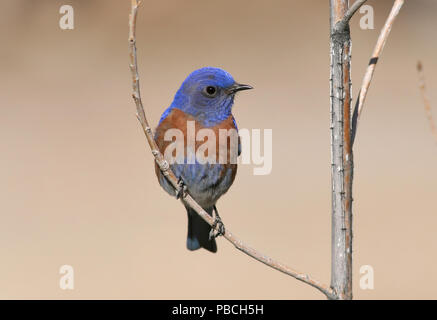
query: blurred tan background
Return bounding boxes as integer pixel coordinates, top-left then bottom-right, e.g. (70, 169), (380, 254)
(0, 0), (436, 299)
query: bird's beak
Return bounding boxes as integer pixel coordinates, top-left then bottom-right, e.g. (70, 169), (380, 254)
(227, 83), (253, 94)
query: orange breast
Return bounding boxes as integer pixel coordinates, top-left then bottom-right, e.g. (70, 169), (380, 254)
(154, 108), (239, 187)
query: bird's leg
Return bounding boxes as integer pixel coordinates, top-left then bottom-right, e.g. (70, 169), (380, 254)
(175, 176), (187, 200)
(209, 205), (225, 240)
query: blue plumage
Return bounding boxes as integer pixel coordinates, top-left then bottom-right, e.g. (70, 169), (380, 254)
(159, 67), (237, 127)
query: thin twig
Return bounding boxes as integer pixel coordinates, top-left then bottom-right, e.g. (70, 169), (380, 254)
(351, 0), (404, 144)
(417, 61), (437, 144)
(335, 0), (368, 32)
(128, 0), (336, 299)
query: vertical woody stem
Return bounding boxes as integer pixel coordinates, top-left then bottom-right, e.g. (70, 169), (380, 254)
(329, 0), (353, 300)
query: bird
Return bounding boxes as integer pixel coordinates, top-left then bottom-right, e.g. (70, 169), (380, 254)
(154, 67), (252, 253)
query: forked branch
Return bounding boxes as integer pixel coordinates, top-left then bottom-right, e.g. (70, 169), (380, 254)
(128, 0), (335, 299)
(329, 0), (403, 300)
(335, 0), (368, 32)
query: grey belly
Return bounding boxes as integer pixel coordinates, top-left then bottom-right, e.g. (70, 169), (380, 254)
(158, 162), (235, 208)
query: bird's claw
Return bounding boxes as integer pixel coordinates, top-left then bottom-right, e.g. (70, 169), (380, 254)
(209, 219), (225, 240)
(209, 206), (225, 240)
(176, 177), (187, 200)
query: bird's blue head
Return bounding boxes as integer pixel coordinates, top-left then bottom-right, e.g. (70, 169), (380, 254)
(169, 67), (252, 127)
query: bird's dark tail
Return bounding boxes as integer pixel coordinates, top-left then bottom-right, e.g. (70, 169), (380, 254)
(186, 206), (217, 253)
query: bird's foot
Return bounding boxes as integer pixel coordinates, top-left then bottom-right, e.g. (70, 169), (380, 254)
(176, 177), (187, 200)
(209, 205), (225, 240)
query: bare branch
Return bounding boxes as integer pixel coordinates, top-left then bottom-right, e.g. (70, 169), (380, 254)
(128, 0), (336, 300)
(417, 61), (437, 144)
(335, 0), (368, 32)
(351, 0), (404, 144)
(330, 0), (354, 301)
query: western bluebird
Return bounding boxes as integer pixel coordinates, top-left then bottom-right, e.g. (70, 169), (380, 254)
(154, 67), (252, 253)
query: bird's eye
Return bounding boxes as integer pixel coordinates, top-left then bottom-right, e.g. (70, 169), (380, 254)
(204, 86), (217, 97)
